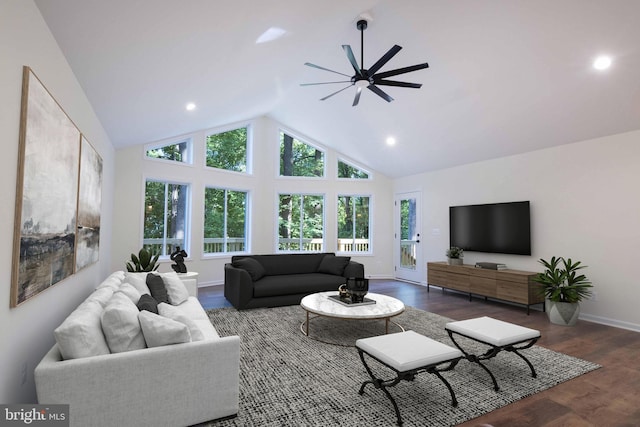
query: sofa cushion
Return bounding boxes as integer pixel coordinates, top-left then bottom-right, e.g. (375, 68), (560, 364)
(138, 311), (191, 347)
(54, 300), (110, 360)
(241, 253), (327, 276)
(125, 272), (151, 295)
(146, 273), (170, 304)
(137, 294), (159, 314)
(158, 303), (205, 341)
(101, 292), (147, 353)
(85, 286), (115, 307)
(232, 257), (265, 281)
(160, 272), (190, 305)
(318, 254), (351, 276)
(253, 273), (346, 298)
(116, 282), (142, 304)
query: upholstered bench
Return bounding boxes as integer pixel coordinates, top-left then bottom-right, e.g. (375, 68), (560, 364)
(445, 316), (541, 391)
(356, 330), (463, 426)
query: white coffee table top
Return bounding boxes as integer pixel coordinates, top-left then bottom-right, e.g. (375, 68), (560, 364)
(301, 291), (405, 320)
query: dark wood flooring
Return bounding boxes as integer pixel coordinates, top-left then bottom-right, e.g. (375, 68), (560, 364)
(199, 280), (640, 427)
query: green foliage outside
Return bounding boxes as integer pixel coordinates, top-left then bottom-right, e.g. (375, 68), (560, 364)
(400, 198), (416, 240)
(279, 132), (324, 177)
(338, 161), (369, 179)
(206, 127), (247, 172)
(146, 141), (188, 162)
(144, 180), (188, 255)
(337, 196), (370, 246)
(204, 188), (247, 253)
(278, 194), (324, 250)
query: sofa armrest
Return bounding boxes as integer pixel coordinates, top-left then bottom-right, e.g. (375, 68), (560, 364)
(35, 336), (240, 427)
(224, 263), (254, 309)
(343, 261), (365, 278)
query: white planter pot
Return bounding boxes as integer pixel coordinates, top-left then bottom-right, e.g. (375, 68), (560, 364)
(546, 300), (580, 326)
(448, 258), (463, 266)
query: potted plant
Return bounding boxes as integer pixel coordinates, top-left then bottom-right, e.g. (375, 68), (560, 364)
(126, 248), (160, 272)
(446, 246), (464, 265)
(533, 256), (593, 326)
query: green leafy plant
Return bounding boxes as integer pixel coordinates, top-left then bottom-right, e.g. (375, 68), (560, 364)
(445, 246), (464, 259)
(126, 248), (160, 272)
(533, 256), (593, 303)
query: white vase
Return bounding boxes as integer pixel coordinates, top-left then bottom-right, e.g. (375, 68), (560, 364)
(546, 300), (580, 326)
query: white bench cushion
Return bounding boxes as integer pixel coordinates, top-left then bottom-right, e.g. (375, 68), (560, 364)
(445, 316), (540, 346)
(356, 330), (463, 372)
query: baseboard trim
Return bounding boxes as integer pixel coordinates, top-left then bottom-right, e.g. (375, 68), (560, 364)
(579, 313), (640, 332)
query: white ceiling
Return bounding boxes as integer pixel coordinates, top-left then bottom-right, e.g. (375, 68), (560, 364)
(35, 0), (640, 178)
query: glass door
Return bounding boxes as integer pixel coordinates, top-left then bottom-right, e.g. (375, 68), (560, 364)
(395, 192), (423, 283)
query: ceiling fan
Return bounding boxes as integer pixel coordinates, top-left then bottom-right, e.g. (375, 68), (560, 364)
(302, 19), (429, 106)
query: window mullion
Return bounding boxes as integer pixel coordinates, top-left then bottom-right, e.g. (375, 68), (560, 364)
(163, 183), (169, 256)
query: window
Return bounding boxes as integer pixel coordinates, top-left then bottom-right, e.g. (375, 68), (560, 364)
(146, 139), (190, 163)
(143, 180), (190, 256)
(278, 194), (324, 251)
(279, 131), (324, 177)
(204, 187), (248, 254)
(338, 160), (369, 179)
(338, 195), (371, 253)
(206, 126), (248, 172)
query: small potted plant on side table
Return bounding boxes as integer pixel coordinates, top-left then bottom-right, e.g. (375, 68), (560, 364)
(446, 246), (464, 265)
(533, 256), (593, 326)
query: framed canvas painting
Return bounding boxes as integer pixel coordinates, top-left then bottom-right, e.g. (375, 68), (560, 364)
(76, 135), (103, 271)
(11, 67), (81, 307)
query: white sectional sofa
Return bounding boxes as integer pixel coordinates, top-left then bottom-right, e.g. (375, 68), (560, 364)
(34, 271), (240, 427)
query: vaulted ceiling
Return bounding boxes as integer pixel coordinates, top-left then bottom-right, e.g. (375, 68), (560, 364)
(35, 0), (640, 178)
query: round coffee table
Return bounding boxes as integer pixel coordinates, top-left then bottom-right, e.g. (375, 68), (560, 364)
(300, 291), (405, 338)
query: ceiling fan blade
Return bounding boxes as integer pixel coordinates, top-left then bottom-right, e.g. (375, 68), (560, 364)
(367, 84), (394, 103)
(373, 79), (422, 89)
(373, 62), (429, 79)
(367, 45), (403, 75)
(304, 62), (351, 78)
(320, 84), (354, 101)
(352, 88), (362, 106)
(300, 81), (352, 86)
(342, 45), (363, 76)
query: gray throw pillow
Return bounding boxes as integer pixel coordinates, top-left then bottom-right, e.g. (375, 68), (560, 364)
(146, 273), (170, 304)
(318, 255), (351, 276)
(232, 258), (266, 281)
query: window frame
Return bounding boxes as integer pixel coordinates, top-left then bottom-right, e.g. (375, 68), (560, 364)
(276, 192), (326, 253)
(337, 158), (372, 180)
(202, 186), (251, 257)
(336, 193), (373, 255)
(277, 128), (326, 179)
(141, 177), (191, 259)
(204, 122), (253, 175)
(143, 136), (193, 165)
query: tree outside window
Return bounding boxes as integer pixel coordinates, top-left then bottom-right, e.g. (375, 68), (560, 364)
(278, 194), (324, 251)
(337, 160), (369, 179)
(144, 180), (189, 256)
(279, 132), (324, 177)
(206, 127), (248, 172)
(338, 195), (371, 253)
(204, 187), (248, 254)
(146, 140), (190, 163)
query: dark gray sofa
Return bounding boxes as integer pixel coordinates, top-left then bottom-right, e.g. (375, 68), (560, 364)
(224, 253), (365, 310)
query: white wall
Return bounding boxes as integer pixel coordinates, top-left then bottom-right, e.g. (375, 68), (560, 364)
(0, 1), (115, 403)
(394, 130), (640, 331)
(111, 116), (394, 284)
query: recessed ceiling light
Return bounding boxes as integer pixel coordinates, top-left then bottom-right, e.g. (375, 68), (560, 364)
(386, 137), (396, 146)
(593, 56), (612, 70)
(185, 103), (196, 111)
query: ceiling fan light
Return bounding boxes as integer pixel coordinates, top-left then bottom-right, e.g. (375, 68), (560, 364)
(355, 79), (369, 89)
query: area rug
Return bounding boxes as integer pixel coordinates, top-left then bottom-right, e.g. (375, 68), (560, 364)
(204, 305), (600, 427)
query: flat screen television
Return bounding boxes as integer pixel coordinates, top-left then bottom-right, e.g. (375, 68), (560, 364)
(449, 201), (531, 255)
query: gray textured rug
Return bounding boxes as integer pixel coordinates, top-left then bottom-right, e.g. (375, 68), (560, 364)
(204, 305), (600, 427)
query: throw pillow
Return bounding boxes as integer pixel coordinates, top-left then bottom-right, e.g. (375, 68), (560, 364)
(318, 254), (351, 276)
(146, 273), (170, 304)
(101, 292), (147, 353)
(116, 282), (142, 304)
(232, 257), (265, 281)
(137, 294), (159, 314)
(138, 311), (191, 347)
(157, 303), (205, 341)
(160, 271), (190, 305)
(54, 300), (110, 360)
(124, 272), (151, 295)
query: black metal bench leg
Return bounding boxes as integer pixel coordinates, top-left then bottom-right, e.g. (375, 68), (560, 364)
(511, 348), (538, 378)
(447, 330), (500, 391)
(357, 350), (404, 425)
(431, 369), (459, 407)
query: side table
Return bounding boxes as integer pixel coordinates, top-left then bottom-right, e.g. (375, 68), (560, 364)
(177, 271), (199, 297)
